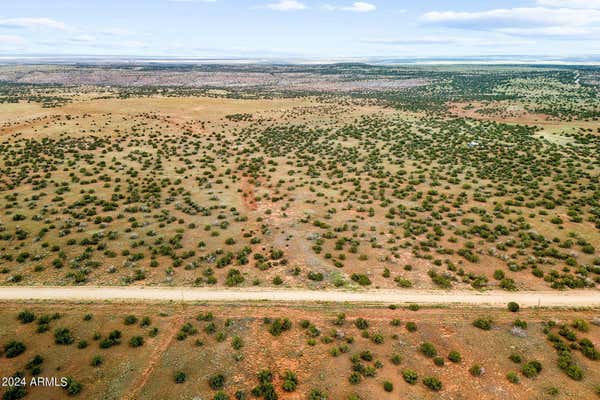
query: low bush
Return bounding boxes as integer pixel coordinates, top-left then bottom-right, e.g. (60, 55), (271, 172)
(54, 328), (74, 345)
(17, 310), (35, 324)
(469, 364), (483, 376)
(209, 374), (225, 390)
(4, 341), (26, 358)
(268, 318), (292, 336)
(448, 351), (461, 363)
(129, 336), (144, 347)
(402, 369), (418, 385)
(521, 360), (542, 378)
(422, 376), (442, 391)
(354, 318), (369, 330)
(63, 377), (82, 396)
(383, 381), (393, 392)
(174, 371), (186, 384)
(506, 371), (520, 384)
(420, 342), (437, 358)
(473, 318), (493, 330)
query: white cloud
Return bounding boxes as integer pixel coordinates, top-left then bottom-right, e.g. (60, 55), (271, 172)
(422, 7), (600, 31)
(0, 17), (68, 31)
(168, 0), (216, 2)
(325, 2), (376, 12)
(536, 0), (600, 9)
(364, 33), (535, 48)
(342, 2), (376, 12)
(266, 0), (306, 10)
(101, 28), (130, 36)
(496, 26), (599, 38)
(424, 8), (600, 27)
(365, 37), (456, 45)
(69, 35), (97, 43)
(0, 34), (26, 45)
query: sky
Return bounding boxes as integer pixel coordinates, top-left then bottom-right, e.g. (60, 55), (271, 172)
(1, 0), (600, 59)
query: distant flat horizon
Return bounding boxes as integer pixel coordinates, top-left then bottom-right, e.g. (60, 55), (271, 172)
(2, 54), (600, 66)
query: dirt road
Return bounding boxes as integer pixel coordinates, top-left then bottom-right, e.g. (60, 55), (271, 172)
(0, 286), (598, 307)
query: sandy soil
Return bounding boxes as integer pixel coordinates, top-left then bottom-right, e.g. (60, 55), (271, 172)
(0, 287), (598, 307)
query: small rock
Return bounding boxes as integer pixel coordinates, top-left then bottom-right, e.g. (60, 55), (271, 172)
(510, 327), (527, 338)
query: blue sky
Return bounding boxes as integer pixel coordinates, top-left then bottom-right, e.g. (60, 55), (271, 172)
(1, 0), (599, 58)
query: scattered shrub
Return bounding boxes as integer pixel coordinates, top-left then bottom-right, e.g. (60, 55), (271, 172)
(506, 371), (520, 384)
(422, 376), (442, 391)
(3, 341), (26, 358)
(383, 381), (393, 392)
(448, 351), (462, 363)
(402, 369), (418, 385)
(174, 371), (186, 384)
(17, 310), (35, 324)
(420, 342), (437, 358)
(63, 377), (82, 396)
(469, 364), (483, 376)
(473, 318), (493, 330)
(521, 360), (542, 378)
(209, 374), (226, 390)
(54, 328), (74, 345)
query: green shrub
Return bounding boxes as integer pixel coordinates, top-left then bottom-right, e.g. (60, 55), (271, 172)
(226, 269), (245, 286)
(209, 374), (225, 390)
(509, 353), (522, 363)
(63, 377), (82, 396)
(506, 371), (520, 384)
(383, 381), (393, 392)
(420, 342), (437, 358)
(174, 371), (186, 384)
(4, 341), (26, 358)
(354, 318), (369, 330)
(473, 318), (493, 330)
(351, 273), (371, 286)
(281, 370), (298, 392)
(232, 336), (243, 350)
(507, 302), (520, 312)
(268, 318), (292, 336)
(308, 388), (327, 400)
(348, 372), (361, 384)
(422, 376), (442, 391)
(557, 353), (583, 380)
(448, 351), (462, 363)
(402, 369), (418, 385)
(90, 355), (103, 367)
(213, 391), (229, 400)
(2, 385), (26, 400)
(513, 319), (528, 329)
(129, 336), (144, 347)
(469, 364), (483, 376)
(571, 319), (589, 332)
(17, 310), (35, 324)
(257, 369), (273, 384)
(99, 330), (122, 348)
(521, 360), (542, 378)
(54, 328), (74, 345)
(371, 333), (384, 344)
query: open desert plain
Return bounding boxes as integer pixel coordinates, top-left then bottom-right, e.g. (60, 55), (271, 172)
(0, 63), (599, 400)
